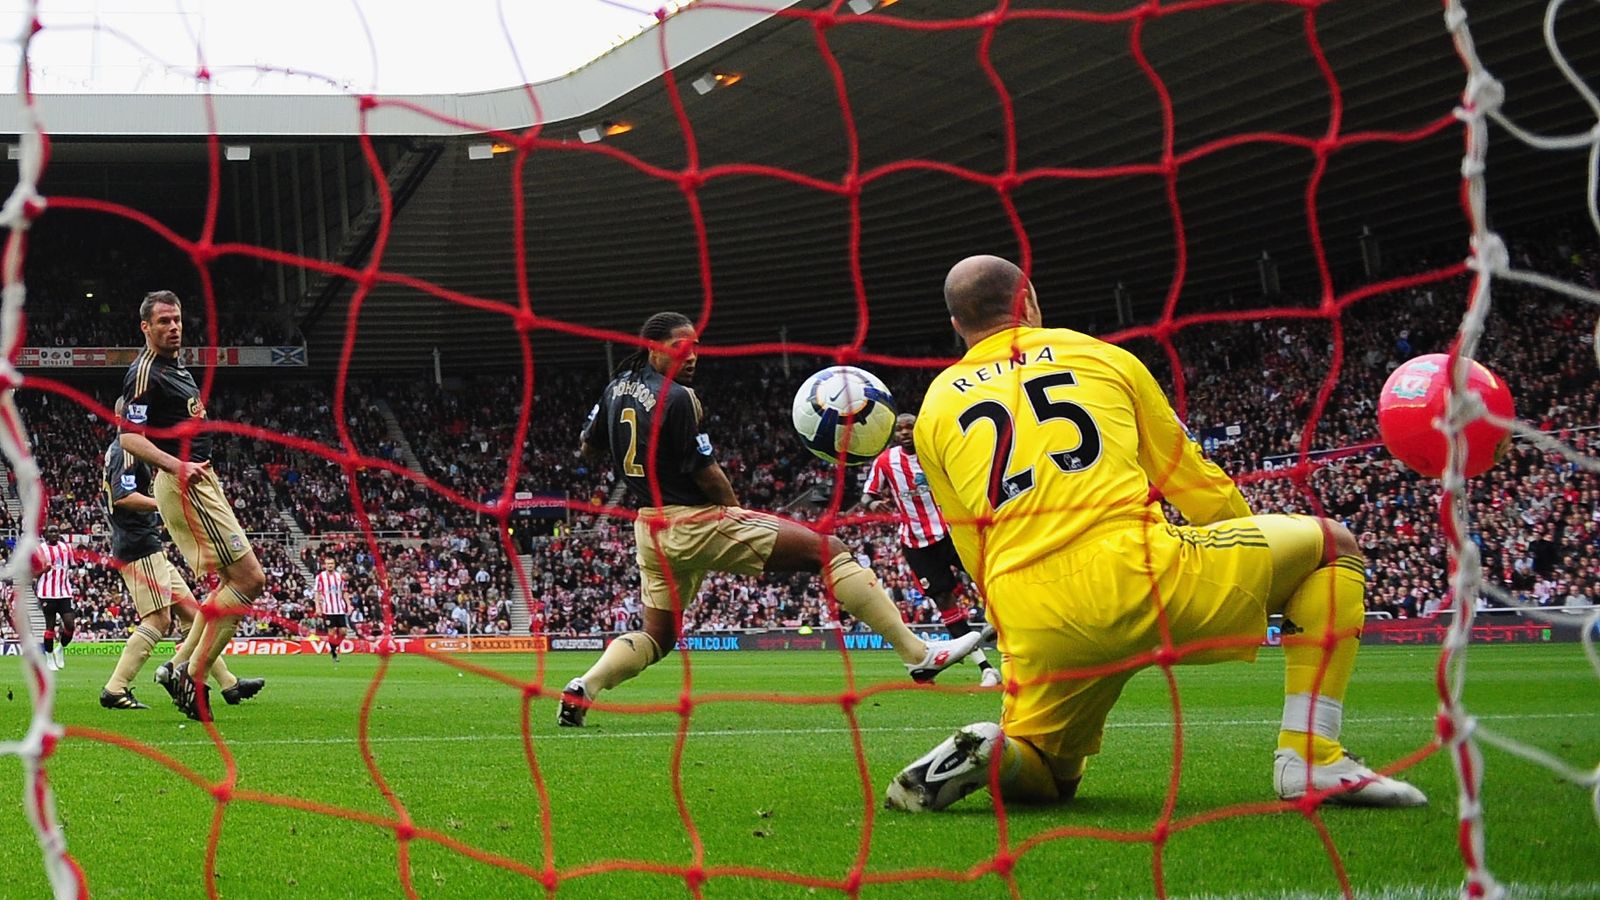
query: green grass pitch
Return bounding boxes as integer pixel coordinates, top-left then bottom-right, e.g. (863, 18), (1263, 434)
(2, 644), (1595, 898)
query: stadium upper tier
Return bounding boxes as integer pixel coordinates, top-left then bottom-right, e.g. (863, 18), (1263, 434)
(4, 2), (1599, 370)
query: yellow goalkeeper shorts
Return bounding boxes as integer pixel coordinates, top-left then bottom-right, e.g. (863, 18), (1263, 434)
(989, 514), (1326, 762)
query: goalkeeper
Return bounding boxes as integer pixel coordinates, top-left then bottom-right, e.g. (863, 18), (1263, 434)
(885, 255), (1427, 812)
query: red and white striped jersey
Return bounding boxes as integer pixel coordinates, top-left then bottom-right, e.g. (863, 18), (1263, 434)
(314, 570), (350, 616)
(36, 541), (77, 600)
(862, 446), (950, 549)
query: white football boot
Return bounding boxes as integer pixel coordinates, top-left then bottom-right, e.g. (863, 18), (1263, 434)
(907, 624), (995, 683)
(979, 667), (1003, 688)
(1273, 747), (1427, 807)
(885, 722), (1003, 813)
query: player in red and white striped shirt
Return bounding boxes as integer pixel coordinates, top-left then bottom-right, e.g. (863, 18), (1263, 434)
(860, 414), (999, 686)
(313, 557), (350, 662)
(34, 528), (78, 671)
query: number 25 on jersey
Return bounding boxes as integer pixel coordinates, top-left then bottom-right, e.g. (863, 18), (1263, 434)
(958, 371), (1103, 511)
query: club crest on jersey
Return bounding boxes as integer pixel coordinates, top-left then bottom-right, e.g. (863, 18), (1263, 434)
(126, 403), (148, 424)
(187, 397), (207, 419)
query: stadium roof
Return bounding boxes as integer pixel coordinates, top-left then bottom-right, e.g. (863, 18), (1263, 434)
(8, 1), (1600, 374)
(0, 0), (794, 136)
(5, 0), (671, 99)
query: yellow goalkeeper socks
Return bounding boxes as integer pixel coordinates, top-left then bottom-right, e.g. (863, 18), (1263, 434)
(823, 552), (927, 665)
(996, 736), (1076, 803)
(1277, 555), (1366, 764)
(581, 631), (663, 694)
(1278, 731), (1346, 767)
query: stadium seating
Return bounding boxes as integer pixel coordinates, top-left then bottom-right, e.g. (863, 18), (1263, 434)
(7, 227), (1595, 640)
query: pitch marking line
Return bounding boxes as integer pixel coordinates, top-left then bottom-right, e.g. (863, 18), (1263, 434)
(132, 711), (1597, 748)
(1162, 884), (1600, 900)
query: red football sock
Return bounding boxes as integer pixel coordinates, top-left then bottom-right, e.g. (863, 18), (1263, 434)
(939, 607), (972, 636)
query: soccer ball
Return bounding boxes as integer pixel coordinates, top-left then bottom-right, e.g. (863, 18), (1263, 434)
(791, 366), (897, 466)
(1376, 353), (1515, 479)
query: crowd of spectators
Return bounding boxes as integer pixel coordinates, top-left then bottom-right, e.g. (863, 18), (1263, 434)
(23, 214), (302, 350)
(224, 382), (446, 537)
(0, 537), (305, 642)
(3, 225), (1597, 642)
(283, 535), (519, 638)
(24, 293), (298, 349)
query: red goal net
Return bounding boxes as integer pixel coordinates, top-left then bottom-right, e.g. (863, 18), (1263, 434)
(3, 1), (1598, 898)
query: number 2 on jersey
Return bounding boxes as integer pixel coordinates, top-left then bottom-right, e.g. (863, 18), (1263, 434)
(618, 408), (646, 478)
(957, 370), (1103, 510)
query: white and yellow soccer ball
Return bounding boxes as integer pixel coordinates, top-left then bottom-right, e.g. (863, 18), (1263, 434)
(791, 366), (897, 466)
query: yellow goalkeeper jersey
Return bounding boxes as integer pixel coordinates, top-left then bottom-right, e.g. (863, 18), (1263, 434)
(915, 326), (1251, 583)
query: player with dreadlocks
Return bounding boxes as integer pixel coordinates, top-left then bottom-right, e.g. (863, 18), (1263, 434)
(557, 312), (990, 726)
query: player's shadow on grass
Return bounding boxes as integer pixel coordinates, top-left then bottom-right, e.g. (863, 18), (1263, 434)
(941, 794), (1152, 818)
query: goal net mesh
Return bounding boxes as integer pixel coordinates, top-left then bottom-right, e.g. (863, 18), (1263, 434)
(2, 1), (1598, 898)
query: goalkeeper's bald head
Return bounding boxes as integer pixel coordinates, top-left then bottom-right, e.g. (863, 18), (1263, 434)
(943, 255), (1039, 345)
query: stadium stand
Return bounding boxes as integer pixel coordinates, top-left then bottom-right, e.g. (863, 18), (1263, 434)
(303, 537), (518, 637)
(4, 6), (1599, 897)
(5, 224), (1596, 643)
